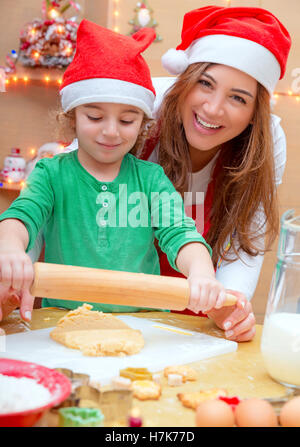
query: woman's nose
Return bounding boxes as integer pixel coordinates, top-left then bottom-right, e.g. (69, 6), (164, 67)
(202, 93), (225, 118)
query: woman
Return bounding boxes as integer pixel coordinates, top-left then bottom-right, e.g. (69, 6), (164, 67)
(139, 6), (291, 341)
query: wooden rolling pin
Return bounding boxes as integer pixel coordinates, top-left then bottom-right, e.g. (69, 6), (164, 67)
(30, 262), (237, 311)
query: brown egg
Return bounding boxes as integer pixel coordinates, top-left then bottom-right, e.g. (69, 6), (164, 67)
(234, 398), (278, 427)
(195, 399), (235, 427)
(280, 396), (300, 427)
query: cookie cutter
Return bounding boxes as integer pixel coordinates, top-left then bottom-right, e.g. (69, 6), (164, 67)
(52, 368), (133, 426)
(58, 407), (105, 427)
(120, 367), (152, 381)
(55, 368), (90, 392)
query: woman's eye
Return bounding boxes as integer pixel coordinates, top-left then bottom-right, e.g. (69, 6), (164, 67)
(87, 116), (102, 121)
(198, 79), (212, 88)
(232, 95), (247, 105)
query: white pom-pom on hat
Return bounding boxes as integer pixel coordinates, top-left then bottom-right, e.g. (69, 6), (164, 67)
(161, 48), (189, 75)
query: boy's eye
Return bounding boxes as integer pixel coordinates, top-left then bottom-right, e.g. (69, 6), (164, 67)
(87, 115), (102, 121)
(87, 116), (134, 124)
(120, 120), (134, 125)
(232, 95), (247, 105)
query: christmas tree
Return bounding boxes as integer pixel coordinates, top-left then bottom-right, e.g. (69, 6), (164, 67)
(129, 1), (162, 42)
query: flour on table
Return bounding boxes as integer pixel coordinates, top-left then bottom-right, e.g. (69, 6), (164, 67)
(50, 304), (144, 357)
(0, 374), (51, 414)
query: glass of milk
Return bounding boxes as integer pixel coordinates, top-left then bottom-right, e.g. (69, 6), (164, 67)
(261, 210), (300, 389)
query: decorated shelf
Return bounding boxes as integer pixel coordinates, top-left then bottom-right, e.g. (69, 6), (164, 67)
(0, 0), (80, 85)
(0, 143), (68, 192)
(0, 181), (24, 191)
(5, 65), (64, 86)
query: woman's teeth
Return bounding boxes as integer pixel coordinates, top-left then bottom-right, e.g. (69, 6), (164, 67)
(195, 114), (221, 129)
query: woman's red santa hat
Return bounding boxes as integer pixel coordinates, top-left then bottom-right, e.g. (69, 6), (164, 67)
(60, 19), (156, 117)
(162, 6), (291, 95)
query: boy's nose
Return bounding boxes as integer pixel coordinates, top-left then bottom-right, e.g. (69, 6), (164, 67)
(102, 119), (120, 137)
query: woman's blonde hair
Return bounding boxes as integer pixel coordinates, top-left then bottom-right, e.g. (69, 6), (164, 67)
(51, 106), (155, 156)
(157, 63), (279, 266)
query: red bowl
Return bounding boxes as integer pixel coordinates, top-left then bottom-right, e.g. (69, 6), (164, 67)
(0, 358), (72, 427)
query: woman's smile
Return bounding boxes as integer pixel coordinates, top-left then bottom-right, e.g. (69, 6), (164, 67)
(193, 112), (224, 135)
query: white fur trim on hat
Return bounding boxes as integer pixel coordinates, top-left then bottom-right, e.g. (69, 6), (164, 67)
(162, 34), (281, 94)
(161, 48), (189, 75)
(60, 78), (155, 118)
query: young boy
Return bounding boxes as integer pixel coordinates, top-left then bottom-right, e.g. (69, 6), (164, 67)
(0, 20), (226, 322)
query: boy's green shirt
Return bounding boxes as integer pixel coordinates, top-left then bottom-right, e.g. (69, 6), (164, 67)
(0, 150), (211, 312)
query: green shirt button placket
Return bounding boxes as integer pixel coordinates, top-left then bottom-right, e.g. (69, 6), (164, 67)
(97, 192), (110, 249)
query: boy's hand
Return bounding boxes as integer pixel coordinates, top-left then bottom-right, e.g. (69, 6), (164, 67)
(0, 249), (35, 322)
(0, 249), (34, 290)
(187, 274), (227, 314)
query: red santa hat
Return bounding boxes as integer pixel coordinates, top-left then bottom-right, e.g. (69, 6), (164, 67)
(60, 20), (156, 117)
(162, 6), (291, 95)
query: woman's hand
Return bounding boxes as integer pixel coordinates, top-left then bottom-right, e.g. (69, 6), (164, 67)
(187, 274), (227, 314)
(206, 289), (256, 342)
(0, 286), (20, 321)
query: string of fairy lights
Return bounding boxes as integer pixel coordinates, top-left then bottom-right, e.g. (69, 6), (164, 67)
(3, 74), (299, 104)
(2, 74), (63, 87)
(112, 0), (120, 33)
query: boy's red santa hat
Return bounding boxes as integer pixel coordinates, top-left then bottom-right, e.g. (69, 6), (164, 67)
(162, 6), (291, 95)
(60, 20), (156, 117)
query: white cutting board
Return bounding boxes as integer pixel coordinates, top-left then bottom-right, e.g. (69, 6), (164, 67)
(1, 316), (237, 385)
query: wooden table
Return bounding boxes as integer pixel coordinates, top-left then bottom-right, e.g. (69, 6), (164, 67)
(0, 308), (291, 427)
